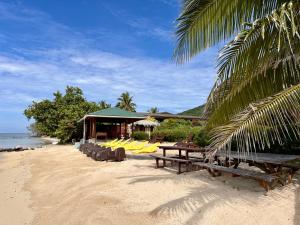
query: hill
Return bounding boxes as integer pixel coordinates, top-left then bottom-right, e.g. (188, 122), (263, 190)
(178, 104), (205, 116)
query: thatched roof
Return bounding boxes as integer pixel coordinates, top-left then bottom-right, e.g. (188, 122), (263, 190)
(134, 120), (160, 127)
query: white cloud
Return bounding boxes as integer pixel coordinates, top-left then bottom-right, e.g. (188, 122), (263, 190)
(0, 1), (218, 132)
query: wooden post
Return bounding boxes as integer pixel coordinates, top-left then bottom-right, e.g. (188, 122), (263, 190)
(89, 119), (92, 139)
(83, 118), (86, 143)
(92, 118), (96, 140)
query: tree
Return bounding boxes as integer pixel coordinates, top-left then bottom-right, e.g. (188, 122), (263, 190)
(116, 92), (136, 112)
(24, 86), (101, 143)
(175, 1), (300, 154)
(99, 100), (111, 109)
(148, 107), (159, 113)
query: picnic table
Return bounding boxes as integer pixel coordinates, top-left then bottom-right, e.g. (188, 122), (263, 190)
(159, 145), (206, 159)
(150, 145), (207, 174)
(154, 146), (300, 190)
(196, 151), (300, 190)
(216, 151), (300, 172)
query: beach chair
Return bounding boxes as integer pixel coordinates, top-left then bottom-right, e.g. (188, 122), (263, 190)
(125, 141), (148, 151)
(104, 139), (123, 147)
(122, 141), (137, 149)
(102, 139), (119, 147)
(132, 143), (160, 154)
(112, 139), (130, 148)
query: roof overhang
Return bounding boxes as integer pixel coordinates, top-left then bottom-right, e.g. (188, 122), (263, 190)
(78, 115), (145, 122)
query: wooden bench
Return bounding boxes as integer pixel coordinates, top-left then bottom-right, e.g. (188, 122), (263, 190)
(150, 155), (192, 174)
(193, 162), (277, 191)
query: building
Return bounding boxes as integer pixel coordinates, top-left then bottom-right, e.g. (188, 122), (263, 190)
(79, 107), (203, 142)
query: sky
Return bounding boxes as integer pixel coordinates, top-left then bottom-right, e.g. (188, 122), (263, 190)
(0, 0), (219, 133)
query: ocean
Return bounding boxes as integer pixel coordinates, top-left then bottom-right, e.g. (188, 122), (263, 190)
(0, 133), (49, 149)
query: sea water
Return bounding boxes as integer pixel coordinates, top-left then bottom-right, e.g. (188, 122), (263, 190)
(0, 133), (49, 148)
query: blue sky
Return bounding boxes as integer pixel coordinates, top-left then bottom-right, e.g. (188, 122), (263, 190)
(0, 0), (219, 133)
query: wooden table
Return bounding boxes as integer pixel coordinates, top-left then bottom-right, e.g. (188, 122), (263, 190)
(215, 151), (300, 184)
(158, 145), (206, 167)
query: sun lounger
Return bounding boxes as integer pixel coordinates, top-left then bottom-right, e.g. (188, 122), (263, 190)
(125, 141), (149, 151)
(104, 139), (123, 147)
(102, 139), (118, 147)
(132, 143), (160, 154)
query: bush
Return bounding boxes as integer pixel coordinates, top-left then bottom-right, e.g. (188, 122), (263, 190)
(151, 126), (209, 144)
(159, 119), (192, 129)
(152, 128), (188, 142)
(192, 128), (211, 147)
(131, 131), (149, 140)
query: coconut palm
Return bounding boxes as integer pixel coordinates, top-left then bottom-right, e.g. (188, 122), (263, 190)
(148, 107), (159, 113)
(175, 1), (300, 154)
(116, 92), (136, 112)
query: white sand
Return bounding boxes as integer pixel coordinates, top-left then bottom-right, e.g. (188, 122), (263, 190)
(0, 145), (299, 225)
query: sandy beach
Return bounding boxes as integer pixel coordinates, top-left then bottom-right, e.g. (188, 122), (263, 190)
(0, 144), (300, 225)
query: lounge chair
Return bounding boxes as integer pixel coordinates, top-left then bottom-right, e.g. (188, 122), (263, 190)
(125, 141), (148, 151)
(102, 139), (119, 147)
(115, 139), (131, 147)
(109, 139), (127, 147)
(132, 143), (160, 154)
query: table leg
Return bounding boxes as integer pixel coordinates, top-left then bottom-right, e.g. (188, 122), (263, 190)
(156, 158), (159, 168)
(163, 149), (166, 167)
(186, 151), (189, 160)
(179, 150), (182, 158)
(178, 162), (181, 174)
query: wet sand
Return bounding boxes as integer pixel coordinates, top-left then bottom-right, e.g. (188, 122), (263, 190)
(0, 145), (299, 225)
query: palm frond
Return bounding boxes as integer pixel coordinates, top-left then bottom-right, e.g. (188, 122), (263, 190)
(209, 83), (300, 155)
(205, 2), (300, 128)
(174, 0), (286, 62)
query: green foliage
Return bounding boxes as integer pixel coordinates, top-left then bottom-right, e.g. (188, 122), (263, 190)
(151, 119), (208, 144)
(27, 123), (43, 137)
(178, 104), (205, 116)
(152, 128), (188, 142)
(24, 86), (101, 143)
(192, 129), (211, 147)
(131, 131), (149, 140)
(116, 92), (136, 112)
(174, 0), (285, 62)
(158, 119), (192, 129)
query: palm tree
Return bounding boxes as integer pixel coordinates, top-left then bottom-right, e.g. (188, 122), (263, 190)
(175, 1), (300, 155)
(99, 100), (111, 109)
(148, 107), (159, 114)
(116, 92), (136, 112)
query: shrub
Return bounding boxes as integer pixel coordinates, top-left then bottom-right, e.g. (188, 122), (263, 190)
(192, 128), (211, 147)
(151, 125), (211, 146)
(152, 128), (188, 142)
(131, 131), (149, 140)
(159, 119), (192, 129)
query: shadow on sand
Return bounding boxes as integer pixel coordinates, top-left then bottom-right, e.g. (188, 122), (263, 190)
(119, 170), (269, 225)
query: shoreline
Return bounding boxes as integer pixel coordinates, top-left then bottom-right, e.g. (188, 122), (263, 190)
(40, 136), (59, 145)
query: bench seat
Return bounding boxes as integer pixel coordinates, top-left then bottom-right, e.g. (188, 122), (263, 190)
(193, 162), (277, 191)
(150, 155), (191, 174)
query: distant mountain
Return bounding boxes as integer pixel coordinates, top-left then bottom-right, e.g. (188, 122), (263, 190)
(178, 104), (205, 116)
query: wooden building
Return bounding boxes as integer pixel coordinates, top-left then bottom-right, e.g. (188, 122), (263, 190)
(79, 107), (145, 141)
(79, 107), (204, 142)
